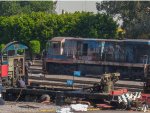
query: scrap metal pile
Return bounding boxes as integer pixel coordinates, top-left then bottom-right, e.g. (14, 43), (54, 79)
(77, 73), (149, 112)
(86, 72), (120, 93)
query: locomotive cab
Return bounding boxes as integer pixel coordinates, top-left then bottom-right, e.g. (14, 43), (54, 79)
(46, 37), (65, 56)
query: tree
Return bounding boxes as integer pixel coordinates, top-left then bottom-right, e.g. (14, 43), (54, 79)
(19, 1), (57, 14)
(0, 44), (5, 52)
(0, 2), (21, 16)
(73, 12), (118, 39)
(96, 1), (150, 39)
(29, 40), (40, 61)
(0, 1), (56, 16)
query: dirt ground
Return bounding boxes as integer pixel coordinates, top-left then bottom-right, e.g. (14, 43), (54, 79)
(0, 101), (143, 113)
(0, 101), (57, 113)
(0, 101), (100, 113)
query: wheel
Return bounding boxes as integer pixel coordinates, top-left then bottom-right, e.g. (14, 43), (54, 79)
(40, 94), (50, 103)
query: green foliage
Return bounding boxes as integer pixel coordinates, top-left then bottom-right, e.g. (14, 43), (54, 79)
(29, 40), (40, 55)
(17, 49), (24, 55)
(0, 44), (5, 52)
(73, 12), (117, 38)
(0, 1), (56, 16)
(96, 1), (150, 39)
(0, 12), (118, 50)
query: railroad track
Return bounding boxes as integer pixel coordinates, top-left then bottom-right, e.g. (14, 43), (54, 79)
(28, 61), (144, 92)
(28, 73), (144, 92)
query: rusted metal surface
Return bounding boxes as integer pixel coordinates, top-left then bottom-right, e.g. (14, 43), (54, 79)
(29, 79), (92, 88)
(46, 59), (145, 67)
(0, 41), (29, 87)
(6, 87), (111, 100)
(44, 37), (150, 79)
(96, 104), (113, 109)
(46, 37), (150, 64)
(28, 73), (143, 92)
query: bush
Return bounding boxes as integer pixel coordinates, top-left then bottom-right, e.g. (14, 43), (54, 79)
(0, 12), (118, 50)
(29, 40), (40, 59)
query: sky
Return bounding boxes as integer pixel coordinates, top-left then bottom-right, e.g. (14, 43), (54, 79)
(55, 1), (123, 26)
(55, 1), (99, 14)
